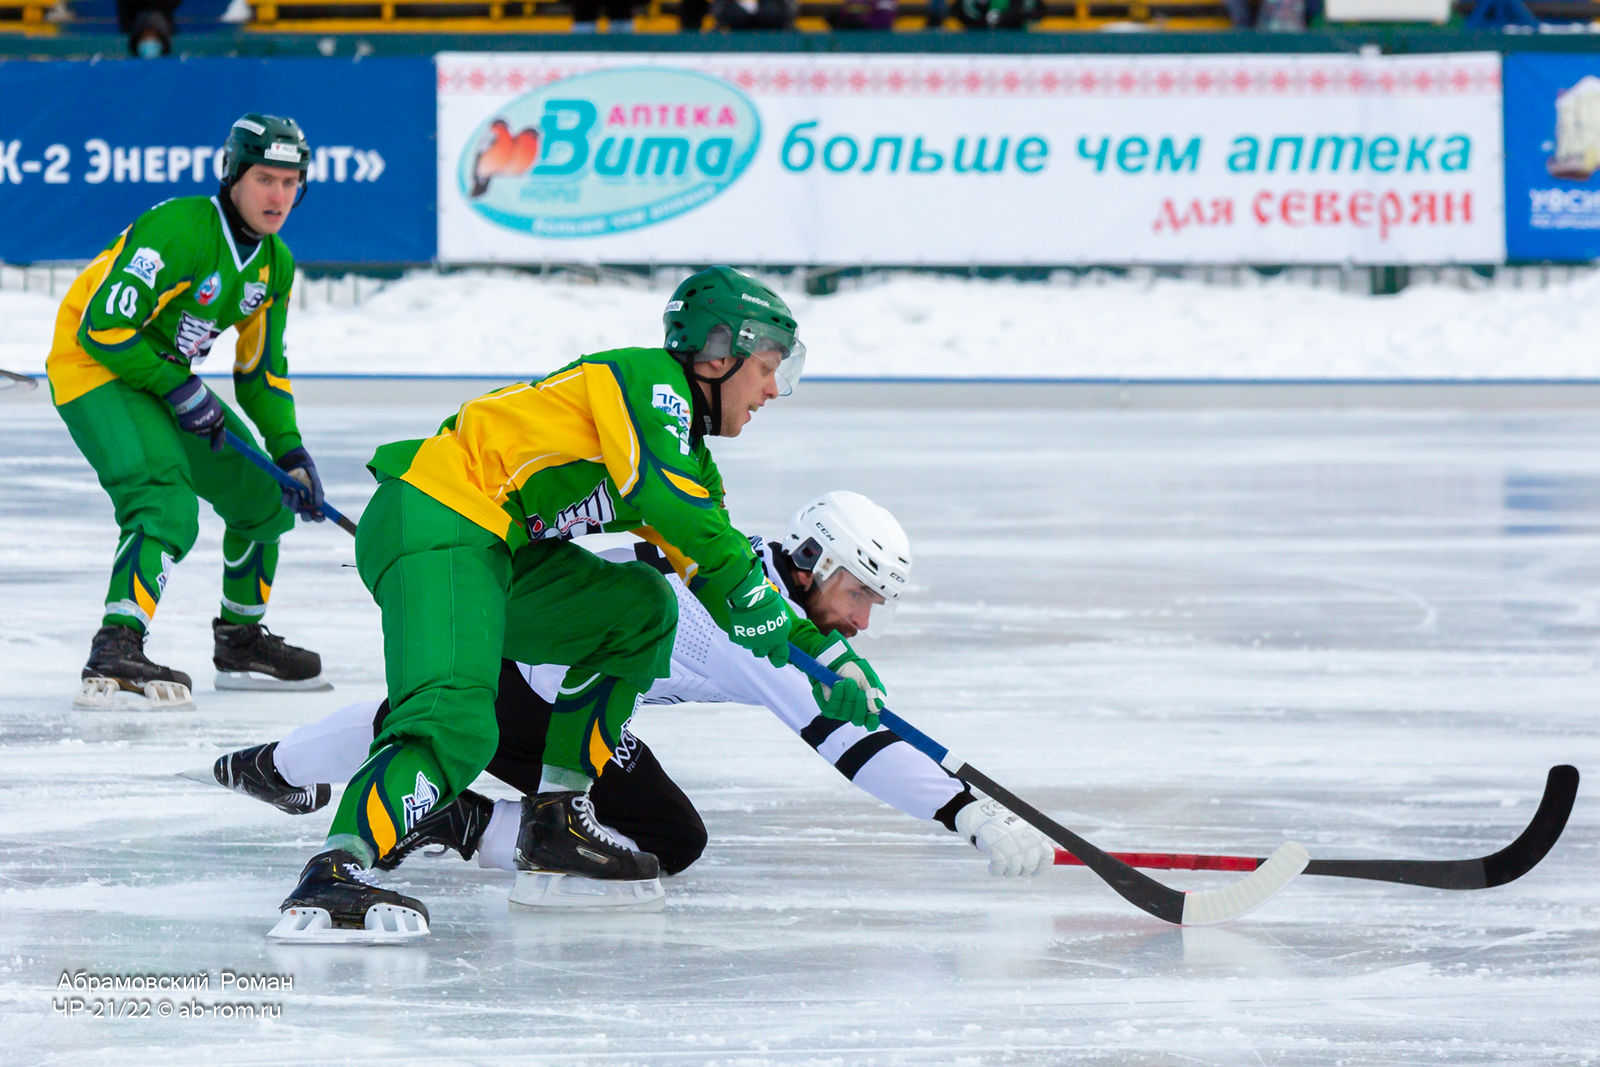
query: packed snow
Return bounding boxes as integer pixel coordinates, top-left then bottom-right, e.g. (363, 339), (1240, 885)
(3, 266), (1600, 381)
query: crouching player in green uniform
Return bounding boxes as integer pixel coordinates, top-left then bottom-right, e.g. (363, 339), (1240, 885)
(270, 268), (889, 943)
(47, 114), (329, 709)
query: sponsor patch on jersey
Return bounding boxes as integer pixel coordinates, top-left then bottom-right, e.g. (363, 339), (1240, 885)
(526, 485), (617, 542)
(652, 385), (689, 421)
(195, 272), (222, 307)
(123, 247), (164, 287)
(174, 312), (221, 362)
(238, 282), (268, 317)
(652, 385), (692, 454)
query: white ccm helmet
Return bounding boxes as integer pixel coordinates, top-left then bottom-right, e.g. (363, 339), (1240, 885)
(782, 490), (912, 634)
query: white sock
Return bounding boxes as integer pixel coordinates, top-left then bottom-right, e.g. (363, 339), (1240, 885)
(273, 700), (380, 787)
(538, 764), (589, 793)
(478, 800), (521, 871)
(484, 793), (641, 866)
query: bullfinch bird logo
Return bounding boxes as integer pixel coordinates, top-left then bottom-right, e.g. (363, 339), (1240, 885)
(470, 119), (541, 198)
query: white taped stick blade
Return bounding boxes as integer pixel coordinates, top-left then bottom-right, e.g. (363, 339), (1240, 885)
(267, 905), (429, 945)
(216, 671), (333, 692)
(509, 872), (665, 911)
(1180, 841), (1310, 926)
(72, 677), (194, 711)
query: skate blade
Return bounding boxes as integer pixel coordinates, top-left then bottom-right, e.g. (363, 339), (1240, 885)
(509, 871), (665, 911)
(173, 765), (218, 787)
(267, 904), (428, 945)
(215, 671), (334, 693)
(73, 677), (194, 711)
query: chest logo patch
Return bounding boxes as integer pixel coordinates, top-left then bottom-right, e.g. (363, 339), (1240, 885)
(238, 282), (268, 317)
(652, 385), (693, 455)
(174, 312), (222, 362)
(196, 273), (222, 306)
(123, 247), (164, 288)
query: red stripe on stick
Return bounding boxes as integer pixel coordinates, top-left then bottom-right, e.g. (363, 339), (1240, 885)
(1055, 849), (1263, 873)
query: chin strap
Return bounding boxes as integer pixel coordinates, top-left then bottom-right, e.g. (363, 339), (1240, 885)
(687, 358), (742, 438)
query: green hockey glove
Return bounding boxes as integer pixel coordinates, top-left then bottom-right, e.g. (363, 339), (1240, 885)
(726, 561), (794, 666)
(809, 637), (886, 730)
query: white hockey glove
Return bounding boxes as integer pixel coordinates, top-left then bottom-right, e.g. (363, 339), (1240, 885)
(954, 798), (1052, 878)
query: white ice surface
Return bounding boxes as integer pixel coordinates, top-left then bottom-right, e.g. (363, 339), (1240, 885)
(2, 380), (1598, 1063)
(5, 268), (1600, 380)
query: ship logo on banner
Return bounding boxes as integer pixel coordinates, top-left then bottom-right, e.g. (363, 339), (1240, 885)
(456, 67), (761, 238)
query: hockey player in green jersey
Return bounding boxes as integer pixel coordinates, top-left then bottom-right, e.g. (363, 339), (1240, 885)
(46, 113), (329, 710)
(271, 268), (890, 943)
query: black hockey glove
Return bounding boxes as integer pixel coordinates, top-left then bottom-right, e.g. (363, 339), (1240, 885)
(163, 375), (226, 453)
(275, 447), (325, 522)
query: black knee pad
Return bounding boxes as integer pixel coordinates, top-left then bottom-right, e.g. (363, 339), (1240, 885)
(591, 736), (706, 875)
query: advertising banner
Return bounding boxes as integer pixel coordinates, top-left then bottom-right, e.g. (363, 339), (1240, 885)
(1504, 53), (1600, 262)
(438, 52), (1505, 266)
(0, 58), (436, 264)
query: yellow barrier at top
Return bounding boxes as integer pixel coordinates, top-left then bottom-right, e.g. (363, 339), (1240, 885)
(244, 0), (1233, 34)
(0, 0), (1231, 37)
(0, 0), (61, 35)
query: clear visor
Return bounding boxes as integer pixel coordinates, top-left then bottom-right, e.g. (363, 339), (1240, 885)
(811, 564), (899, 638)
(738, 320), (806, 397)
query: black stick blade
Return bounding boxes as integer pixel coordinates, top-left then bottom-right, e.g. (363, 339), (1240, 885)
(1304, 765), (1579, 890)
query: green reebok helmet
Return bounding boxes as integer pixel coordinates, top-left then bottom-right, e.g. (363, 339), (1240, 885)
(221, 114), (311, 186)
(662, 267), (805, 395)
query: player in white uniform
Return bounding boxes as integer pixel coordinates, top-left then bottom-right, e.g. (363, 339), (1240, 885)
(214, 492), (1051, 905)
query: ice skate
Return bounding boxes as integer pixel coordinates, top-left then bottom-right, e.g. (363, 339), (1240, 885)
(213, 742), (330, 815)
(374, 789), (494, 871)
(268, 849), (429, 944)
(510, 791), (664, 910)
(213, 617), (331, 691)
(73, 624), (194, 710)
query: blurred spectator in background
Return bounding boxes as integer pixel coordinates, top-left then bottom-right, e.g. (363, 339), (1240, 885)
(571, 0), (635, 31)
(950, 0), (1039, 27)
(1223, 0), (1255, 24)
(1254, 0), (1307, 28)
(710, 0), (797, 27)
(679, 0), (708, 28)
(826, 0), (898, 27)
(119, 0), (178, 56)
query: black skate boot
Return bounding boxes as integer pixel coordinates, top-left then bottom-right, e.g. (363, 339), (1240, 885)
(213, 742), (330, 815)
(269, 849), (430, 944)
(74, 624), (193, 709)
(212, 618), (330, 692)
(510, 791), (663, 909)
(374, 789), (494, 871)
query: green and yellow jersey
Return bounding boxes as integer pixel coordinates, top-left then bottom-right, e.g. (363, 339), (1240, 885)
(371, 347), (817, 641)
(45, 194), (302, 458)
